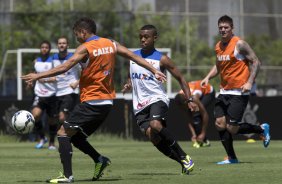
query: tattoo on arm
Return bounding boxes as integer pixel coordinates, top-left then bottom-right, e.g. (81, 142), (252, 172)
(237, 40), (261, 83)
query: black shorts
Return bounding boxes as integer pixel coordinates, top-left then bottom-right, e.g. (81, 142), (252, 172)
(214, 94), (249, 125)
(32, 95), (58, 118)
(64, 102), (112, 136)
(57, 93), (79, 113)
(135, 101), (168, 134)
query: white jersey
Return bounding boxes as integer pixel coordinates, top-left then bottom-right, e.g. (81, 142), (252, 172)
(53, 53), (81, 96)
(130, 49), (169, 115)
(34, 56), (56, 97)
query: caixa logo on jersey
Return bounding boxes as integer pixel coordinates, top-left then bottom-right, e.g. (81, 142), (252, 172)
(132, 73), (154, 81)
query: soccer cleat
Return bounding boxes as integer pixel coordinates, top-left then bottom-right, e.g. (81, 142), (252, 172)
(192, 141), (200, 148)
(92, 156), (111, 181)
(181, 155), (194, 174)
(46, 172), (74, 183)
(217, 157), (239, 165)
(201, 140), (211, 147)
(261, 123), (270, 148)
(48, 145), (56, 150)
(35, 137), (48, 149)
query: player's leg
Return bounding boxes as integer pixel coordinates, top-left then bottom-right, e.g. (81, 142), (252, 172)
(46, 124), (75, 183)
(32, 97), (48, 149)
(215, 95), (238, 164)
(67, 103), (112, 181)
(46, 95), (59, 150)
(149, 101), (194, 174)
(146, 127), (182, 164)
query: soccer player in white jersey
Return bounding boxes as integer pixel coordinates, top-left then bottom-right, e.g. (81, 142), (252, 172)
(31, 40), (58, 149)
(53, 37), (80, 149)
(122, 25), (197, 175)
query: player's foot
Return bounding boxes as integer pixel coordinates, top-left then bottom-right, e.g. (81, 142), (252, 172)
(46, 172), (74, 183)
(48, 144), (56, 150)
(35, 137), (48, 149)
(181, 155), (194, 174)
(201, 140), (211, 147)
(192, 141), (200, 148)
(261, 123), (270, 148)
(92, 156), (111, 181)
(217, 157), (239, 165)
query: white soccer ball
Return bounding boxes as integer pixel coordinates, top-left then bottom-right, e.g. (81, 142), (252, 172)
(11, 110), (35, 134)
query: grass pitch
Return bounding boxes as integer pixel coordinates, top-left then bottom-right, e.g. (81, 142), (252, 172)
(0, 135), (281, 184)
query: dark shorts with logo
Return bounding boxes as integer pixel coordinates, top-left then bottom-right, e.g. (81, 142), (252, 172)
(32, 95), (58, 118)
(57, 93), (79, 113)
(64, 102), (112, 136)
(214, 94), (249, 125)
(135, 100), (168, 134)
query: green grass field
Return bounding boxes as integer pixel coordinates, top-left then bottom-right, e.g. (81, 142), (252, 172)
(0, 135), (281, 184)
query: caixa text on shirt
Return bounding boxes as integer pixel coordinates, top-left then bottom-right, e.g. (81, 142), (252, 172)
(217, 55), (230, 61)
(131, 73), (154, 80)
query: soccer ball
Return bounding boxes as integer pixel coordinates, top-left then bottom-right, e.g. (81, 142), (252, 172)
(11, 110), (35, 134)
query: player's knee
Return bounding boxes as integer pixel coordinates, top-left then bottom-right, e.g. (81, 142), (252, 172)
(150, 120), (162, 131)
(215, 117), (226, 130)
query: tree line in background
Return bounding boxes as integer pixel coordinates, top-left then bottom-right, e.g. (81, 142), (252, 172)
(1, 0), (282, 97)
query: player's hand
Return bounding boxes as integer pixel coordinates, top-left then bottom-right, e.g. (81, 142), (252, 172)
(200, 78), (209, 88)
(21, 73), (39, 83)
(197, 133), (206, 143)
(241, 81), (252, 93)
(188, 102), (199, 112)
(154, 71), (166, 83)
(121, 82), (132, 95)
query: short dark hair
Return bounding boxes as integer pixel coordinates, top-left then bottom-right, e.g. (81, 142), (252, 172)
(73, 17), (97, 34)
(218, 15), (233, 28)
(140, 24), (158, 36)
(57, 36), (68, 44)
(40, 40), (51, 49)
(174, 93), (186, 106)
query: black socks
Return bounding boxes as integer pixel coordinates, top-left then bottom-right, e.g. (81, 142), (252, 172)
(71, 132), (101, 163)
(218, 129), (237, 159)
(159, 128), (186, 158)
(58, 136), (73, 178)
(155, 139), (181, 164)
(238, 123), (263, 134)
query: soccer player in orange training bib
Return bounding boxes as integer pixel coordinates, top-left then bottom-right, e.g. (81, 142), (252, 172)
(201, 15), (270, 164)
(22, 17), (166, 183)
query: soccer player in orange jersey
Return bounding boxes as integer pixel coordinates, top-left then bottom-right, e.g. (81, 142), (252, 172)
(201, 15), (270, 164)
(175, 80), (215, 148)
(22, 17), (166, 183)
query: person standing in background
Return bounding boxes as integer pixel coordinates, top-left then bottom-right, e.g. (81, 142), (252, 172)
(53, 36), (80, 150)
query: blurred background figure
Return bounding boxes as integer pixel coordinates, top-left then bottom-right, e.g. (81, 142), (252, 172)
(52, 37), (80, 149)
(28, 40), (58, 149)
(175, 80), (215, 148)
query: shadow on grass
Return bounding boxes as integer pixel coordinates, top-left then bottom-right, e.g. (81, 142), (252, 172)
(130, 172), (179, 176)
(18, 178), (123, 183)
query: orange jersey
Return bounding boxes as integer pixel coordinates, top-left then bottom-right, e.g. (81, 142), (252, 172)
(178, 80), (213, 97)
(215, 36), (249, 90)
(79, 36), (116, 102)
(188, 80), (213, 97)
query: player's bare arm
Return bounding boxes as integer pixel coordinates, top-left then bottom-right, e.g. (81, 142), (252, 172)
(22, 45), (87, 83)
(160, 55), (198, 111)
(115, 41), (166, 83)
(236, 40), (261, 92)
(201, 65), (218, 87)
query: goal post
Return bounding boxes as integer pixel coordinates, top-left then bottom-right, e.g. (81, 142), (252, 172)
(2, 48), (171, 100)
